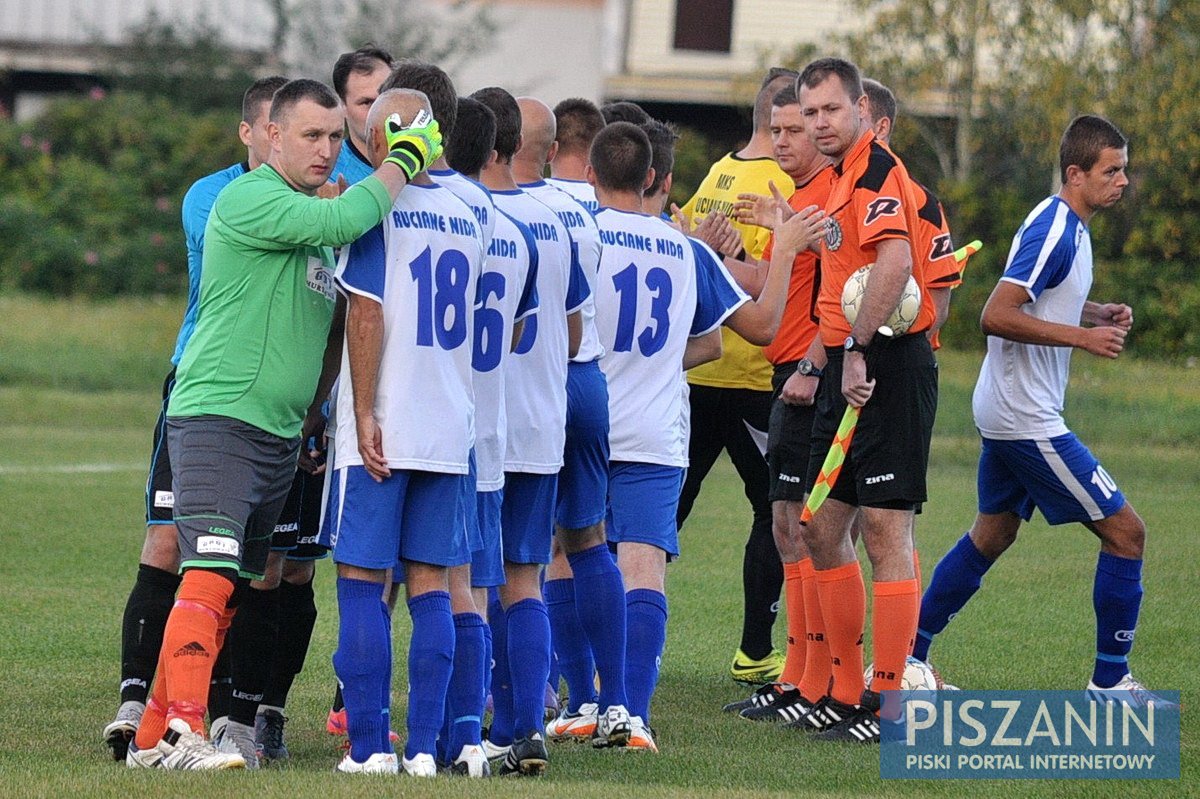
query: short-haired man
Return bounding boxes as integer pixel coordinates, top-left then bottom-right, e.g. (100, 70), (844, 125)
(471, 84), (590, 776)
(640, 118), (680, 216)
(514, 96), (633, 747)
(860, 78), (961, 350)
(588, 121), (816, 751)
(792, 57), (937, 743)
(676, 67), (799, 686)
(104, 74), (287, 763)
(600, 100), (651, 126)
(126, 78), (442, 770)
(547, 97), (605, 213)
(914, 115), (1172, 708)
(331, 46), (396, 185)
(327, 88), (484, 777)
(723, 85), (837, 723)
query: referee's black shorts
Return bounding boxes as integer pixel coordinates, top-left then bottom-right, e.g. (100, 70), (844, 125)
(767, 362), (818, 502)
(806, 334), (937, 511)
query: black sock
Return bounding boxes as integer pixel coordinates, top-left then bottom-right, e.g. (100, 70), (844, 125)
(227, 585), (281, 726)
(209, 641), (232, 721)
(119, 564), (180, 704)
(332, 683), (344, 713)
(261, 576), (318, 709)
(740, 511), (783, 660)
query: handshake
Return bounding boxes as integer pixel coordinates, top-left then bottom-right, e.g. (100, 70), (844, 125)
(383, 110), (444, 180)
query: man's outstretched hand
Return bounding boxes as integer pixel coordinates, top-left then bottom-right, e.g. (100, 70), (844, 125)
(383, 110), (443, 180)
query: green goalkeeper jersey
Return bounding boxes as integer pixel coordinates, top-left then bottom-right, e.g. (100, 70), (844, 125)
(168, 164), (392, 439)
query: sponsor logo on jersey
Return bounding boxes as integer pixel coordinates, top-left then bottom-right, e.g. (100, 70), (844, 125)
(154, 490), (174, 508)
(864, 197), (901, 226)
(196, 535), (240, 557)
(306, 256), (335, 301)
(930, 233), (955, 261)
(825, 217), (843, 251)
(865, 473), (895, 485)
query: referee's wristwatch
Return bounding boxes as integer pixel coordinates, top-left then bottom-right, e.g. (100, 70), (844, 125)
(796, 358), (823, 378)
(843, 335), (869, 355)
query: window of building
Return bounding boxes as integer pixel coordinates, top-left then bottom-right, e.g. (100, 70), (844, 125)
(673, 0), (734, 53)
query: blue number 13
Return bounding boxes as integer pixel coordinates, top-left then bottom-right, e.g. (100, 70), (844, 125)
(612, 263), (672, 356)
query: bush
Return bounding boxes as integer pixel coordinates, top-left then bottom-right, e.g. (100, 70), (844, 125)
(0, 91), (242, 297)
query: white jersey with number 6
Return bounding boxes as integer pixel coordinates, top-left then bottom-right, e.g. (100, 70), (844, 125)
(493, 189), (591, 474)
(473, 209), (540, 491)
(334, 183), (485, 474)
(593, 209), (747, 467)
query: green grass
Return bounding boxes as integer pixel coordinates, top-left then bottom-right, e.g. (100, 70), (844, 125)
(0, 295), (1195, 797)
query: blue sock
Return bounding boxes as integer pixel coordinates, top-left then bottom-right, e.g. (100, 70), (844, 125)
(486, 593), (513, 746)
(506, 597), (551, 738)
(446, 612), (487, 758)
(404, 591), (454, 759)
(331, 577), (388, 763)
(568, 544), (628, 711)
(482, 615), (493, 698)
(913, 533), (993, 661)
(380, 599), (393, 753)
(545, 578), (596, 712)
(543, 570), (561, 707)
(1092, 552), (1143, 688)
(625, 589), (667, 723)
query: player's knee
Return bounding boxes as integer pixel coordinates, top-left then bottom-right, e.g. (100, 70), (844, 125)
(282, 557), (315, 585)
(1104, 507), (1146, 559)
(558, 522), (605, 553)
(142, 524), (181, 571)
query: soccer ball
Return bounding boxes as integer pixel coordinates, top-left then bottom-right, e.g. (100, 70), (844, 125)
(841, 264), (921, 334)
(863, 656), (942, 692)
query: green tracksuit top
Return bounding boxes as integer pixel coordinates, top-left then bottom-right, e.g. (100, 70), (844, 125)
(168, 164), (392, 438)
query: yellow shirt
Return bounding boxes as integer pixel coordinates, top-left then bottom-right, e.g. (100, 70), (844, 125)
(680, 153), (791, 391)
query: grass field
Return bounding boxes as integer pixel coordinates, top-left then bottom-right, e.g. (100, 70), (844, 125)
(0, 294), (1195, 798)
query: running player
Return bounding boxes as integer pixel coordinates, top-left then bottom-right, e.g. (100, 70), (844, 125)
(676, 67), (799, 685)
(327, 88), (482, 777)
(914, 115), (1172, 708)
(471, 85), (589, 776)
(514, 97), (632, 747)
(104, 75), (287, 762)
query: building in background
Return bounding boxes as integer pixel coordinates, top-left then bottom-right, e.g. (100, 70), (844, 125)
(0, 0), (857, 137)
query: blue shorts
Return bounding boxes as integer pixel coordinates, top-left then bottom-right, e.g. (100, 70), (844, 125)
(501, 472), (557, 565)
(977, 434), (1126, 525)
(461, 450), (482, 554)
(328, 466), (470, 570)
(606, 462), (685, 557)
(557, 361), (610, 529)
(472, 489), (505, 588)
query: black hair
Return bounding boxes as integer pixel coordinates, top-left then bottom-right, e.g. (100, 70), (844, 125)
(589, 121), (652, 193)
(447, 96), (497, 177)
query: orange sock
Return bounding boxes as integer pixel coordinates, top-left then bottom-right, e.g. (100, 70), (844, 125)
(134, 691), (169, 750)
(159, 570), (234, 734)
(779, 560), (806, 686)
(796, 558), (831, 702)
(815, 560), (866, 707)
(870, 578), (920, 694)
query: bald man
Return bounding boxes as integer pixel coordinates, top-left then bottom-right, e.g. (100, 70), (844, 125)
(514, 98), (632, 746)
(328, 88), (485, 777)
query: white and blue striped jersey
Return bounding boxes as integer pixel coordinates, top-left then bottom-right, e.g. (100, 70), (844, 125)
(593, 209), (748, 466)
(474, 209), (540, 491)
(493, 189), (591, 474)
(521, 180), (604, 363)
(431, 168), (496, 254)
(333, 183), (485, 473)
(973, 195), (1093, 439)
(546, 177), (599, 214)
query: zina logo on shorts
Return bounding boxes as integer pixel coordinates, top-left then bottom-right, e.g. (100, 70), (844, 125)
(865, 473), (895, 485)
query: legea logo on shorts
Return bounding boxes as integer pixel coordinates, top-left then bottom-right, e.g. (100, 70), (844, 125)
(154, 491), (174, 508)
(196, 535), (240, 558)
(207, 526), (235, 537)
